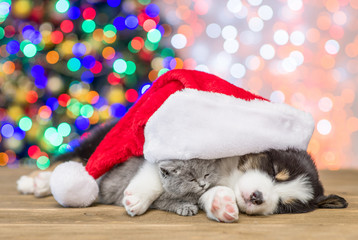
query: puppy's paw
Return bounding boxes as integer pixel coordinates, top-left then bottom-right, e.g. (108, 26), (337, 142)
(122, 190), (152, 217)
(34, 171), (52, 198)
(175, 203), (198, 216)
(17, 175), (34, 194)
(206, 187), (239, 222)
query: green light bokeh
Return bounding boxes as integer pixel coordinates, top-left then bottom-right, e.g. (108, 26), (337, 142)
(82, 20), (96, 33)
(37, 156), (50, 170)
(57, 122), (71, 137)
(125, 61), (136, 75)
(23, 43), (37, 58)
(67, 58), (81, 72)
(0, 27), (4, 40)
(103, 24), (117, 38)
(147, 29), (161, 44)
(80, 104), (94, 118)
(18, 116), (32, 131)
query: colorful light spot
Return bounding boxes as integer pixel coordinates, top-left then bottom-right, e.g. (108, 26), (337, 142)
(325, 39), (340, 55)
(145, 4), (160, 17)
(72, 43), (86, 57)
(67, 57), (81, 72)
(90, 61), (102, 74)
(26, 91), (38, 103)
(86, 91), (100, 104)
(102, 46), (115, 60)
(57, 122), (71, 137)
(23, 43), (37, 57)
(171, 34), (187, 49)
(31, 65), (44, 78)
(113, 59), (127, 74)
(110, 103), (126, 118)
(51, 30), (63, 44)
(143, 19), (157, 32)
(147, 29), (162, 43)
(37, 156), (50, 169)
(58, 94), (71, 107)
(1, 123), (14, 138)
(125, 61), (136, 75)
(6, 40), (20, 54)
(60, 20), (74, 33)
(75, 116), (90, 130)
(67, 6), (80, 19)
(81, 71), (94, 83)
(38, 106), (52, 119)
(317, 119), (332, 135)
(2, 61), (15, 75)
(113, 16), (126, 30)
(46, 97), (59, 111)
(0, 153), (9, 167)
(103, 24), (117, 38)
(55, 0), (70, 14)
(28, 145), (41, 159)
(125, 15), (138, 29)
(46, 51), (59, 64)
(0, 27), (5, 39)
(82, 20), (96, 33)
(140, 83), (151, 94)
(107, 0), (121, 8)
(18, 117), (32, 131)
(83, 7), (96, 20)
(80, 104), (94, 118)
(274, 29), (289, 45)
(82, 55), (96, 69)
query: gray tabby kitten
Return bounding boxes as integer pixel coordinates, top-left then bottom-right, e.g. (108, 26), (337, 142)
(98, 157), (219, 216)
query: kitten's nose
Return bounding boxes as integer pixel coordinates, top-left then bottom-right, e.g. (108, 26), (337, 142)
(199, 181), (206, 188)
(250, 191), (263, 205)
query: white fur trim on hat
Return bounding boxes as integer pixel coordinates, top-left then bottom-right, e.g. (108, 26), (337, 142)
(50, 161), (98, 207)
(143, 88), (314, 162)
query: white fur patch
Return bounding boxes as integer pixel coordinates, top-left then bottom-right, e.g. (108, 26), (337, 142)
(123, 161), (163, 216)
(143, 89), (314, 162)
(234, 170), (279, 215)
(274, 175), (313, 204)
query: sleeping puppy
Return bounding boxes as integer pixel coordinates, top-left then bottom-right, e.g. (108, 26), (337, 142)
(17, 124), (347, 222)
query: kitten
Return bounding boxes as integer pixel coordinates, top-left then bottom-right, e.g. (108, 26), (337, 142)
(98, 157), (219, 216)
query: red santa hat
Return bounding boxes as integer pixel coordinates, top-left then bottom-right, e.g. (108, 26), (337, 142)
(50, 69), (315, 207)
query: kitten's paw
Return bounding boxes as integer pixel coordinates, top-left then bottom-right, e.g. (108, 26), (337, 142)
(122, 190), (151, 217)
(175, 203), (198, 216)
(33, 171), (52, 198)
(17, 175), (34, 194)
(204, 186), (239, 223)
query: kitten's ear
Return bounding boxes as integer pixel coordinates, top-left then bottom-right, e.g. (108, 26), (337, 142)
(160, 167), (170, 178)
(316, 194), (348, 209)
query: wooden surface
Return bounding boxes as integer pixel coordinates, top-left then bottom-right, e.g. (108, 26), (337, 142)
(0, 167), (357, 240)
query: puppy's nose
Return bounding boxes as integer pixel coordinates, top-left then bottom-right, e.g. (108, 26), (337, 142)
(250, 191), (263, 205)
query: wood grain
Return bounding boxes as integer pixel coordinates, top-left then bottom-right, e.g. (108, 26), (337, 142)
(1, 167), (357, 240)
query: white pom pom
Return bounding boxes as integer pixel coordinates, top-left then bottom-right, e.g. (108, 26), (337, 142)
(50, 161), (98, 207)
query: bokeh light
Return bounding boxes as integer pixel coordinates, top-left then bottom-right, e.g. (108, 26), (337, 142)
(1, 0), (358, 171)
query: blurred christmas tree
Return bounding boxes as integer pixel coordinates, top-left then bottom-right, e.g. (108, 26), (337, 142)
(0, 0), (177, 169)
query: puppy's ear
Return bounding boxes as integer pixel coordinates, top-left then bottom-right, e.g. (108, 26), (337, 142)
(316, 194), (348, 208)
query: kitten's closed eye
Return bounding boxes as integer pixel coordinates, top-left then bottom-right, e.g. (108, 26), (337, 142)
(190, 179), (196, 182)
(204, 174), (209, 178)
